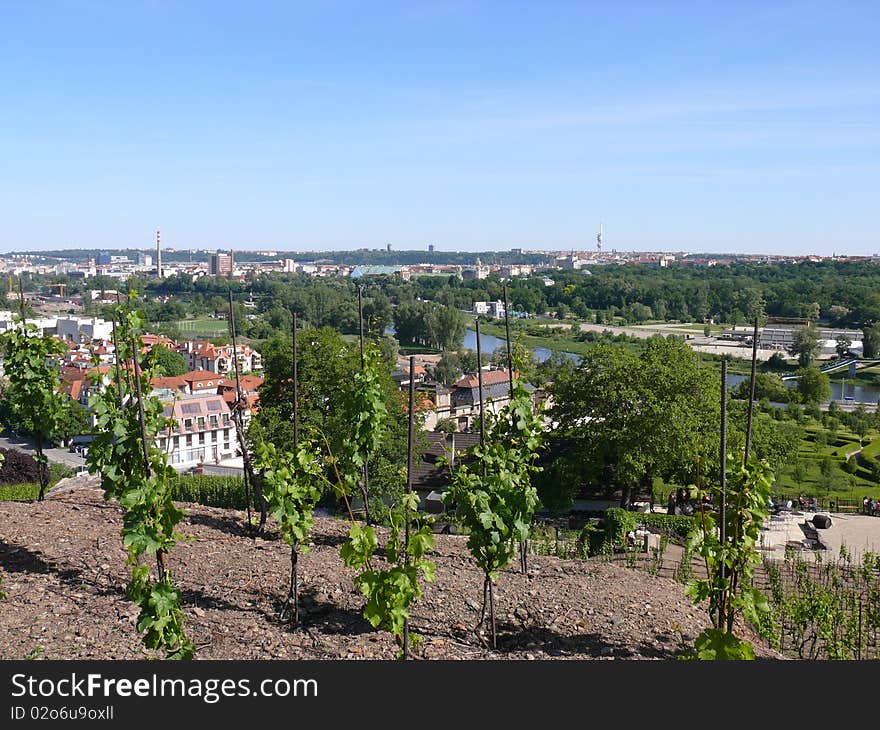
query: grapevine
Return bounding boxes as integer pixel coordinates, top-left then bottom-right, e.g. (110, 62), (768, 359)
(442, 379), (544, 649)
(253, 439), (323, 626)
(333, 345), (435, 657)
(86, 297), (193, 659)
(685, 453), (774, 659)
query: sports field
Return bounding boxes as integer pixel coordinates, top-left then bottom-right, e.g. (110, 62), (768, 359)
(174, 318), (229, 337)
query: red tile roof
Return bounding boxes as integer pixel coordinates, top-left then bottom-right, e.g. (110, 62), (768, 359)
(453, 369), (515, 389)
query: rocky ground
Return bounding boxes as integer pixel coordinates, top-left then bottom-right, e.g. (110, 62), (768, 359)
(0, 483), (777, 660)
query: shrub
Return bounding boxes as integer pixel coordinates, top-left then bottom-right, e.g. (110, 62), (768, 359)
(0, 448), (41, 485)
(0, 483), (41, 501)
(169, 474), (248, 509)
(603, 507), (697, 549)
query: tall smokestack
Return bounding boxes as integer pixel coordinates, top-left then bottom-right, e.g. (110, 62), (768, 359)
(156, 229), (163, 278)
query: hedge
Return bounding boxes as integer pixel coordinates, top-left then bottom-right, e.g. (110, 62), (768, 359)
(169, 474), (249, 510)
(603, 508), (697, 548)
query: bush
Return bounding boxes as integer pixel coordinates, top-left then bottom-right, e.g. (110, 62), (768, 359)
(0, 448), (41, 485)
(603, 508), (697, 550)
(170, 474), (249, 509)
(0, 483), (41, 501)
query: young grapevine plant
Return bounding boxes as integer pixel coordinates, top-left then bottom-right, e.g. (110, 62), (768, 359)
(86, 299), (193, 660)
(331, 344), (435, 656)
(253, 439), (324, 627)
(685, 453), (774, 660)
(442, 379), (544, 649)
(340, 492), (436, 656)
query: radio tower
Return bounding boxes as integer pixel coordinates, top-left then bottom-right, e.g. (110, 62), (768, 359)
(156, 229), (163, 278)
(596, 222), (604, 252)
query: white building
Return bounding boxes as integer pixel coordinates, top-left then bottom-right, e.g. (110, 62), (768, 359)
(156, 392), (237, 470)
(55, 316), (113, 343)
(473, 301), (506, 319)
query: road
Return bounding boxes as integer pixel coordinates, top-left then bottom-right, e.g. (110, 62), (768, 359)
(0, 431), (88, 469)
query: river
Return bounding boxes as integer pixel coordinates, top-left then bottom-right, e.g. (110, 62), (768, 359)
(720, 373), (880, 404)
(461, 329), (580, 364)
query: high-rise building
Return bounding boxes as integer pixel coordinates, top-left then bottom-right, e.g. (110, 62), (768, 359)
(210, 250), (235, 277)
(97, 251), (112, 265)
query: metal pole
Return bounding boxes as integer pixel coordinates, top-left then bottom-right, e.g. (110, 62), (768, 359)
(403, 355), (415, 660)
(358, 285), (365, 367)
(130, 333), (167, 583)
(293, 312), (299, 449)
(502, 286), (514, 400)
(357, 285), (370, 524)
(289, 311), (300, 627)
(228, 288), (254, 530)
(502, 286), (527, 573)
(719, 358), (728, 629)
(110, 317), (126, 411)
(475, 318), (486, 473)
(744, 317), (759, 462)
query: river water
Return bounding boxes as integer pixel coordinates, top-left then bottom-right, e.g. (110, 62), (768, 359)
(462, 329), (579, 363)
(726, 373), (880, 405)
(464, 329), (880, 404)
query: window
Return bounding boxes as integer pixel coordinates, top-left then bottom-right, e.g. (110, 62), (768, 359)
(184, 418), (193, 431)
(185, 434), (192, 447)
(209, 415), (218, 429)
(222, 413), (231, 426)
(197, 417), (205, 430)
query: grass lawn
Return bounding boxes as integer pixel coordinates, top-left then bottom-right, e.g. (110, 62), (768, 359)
(654, 418), (880, 507)
(173, 318), (230, 338)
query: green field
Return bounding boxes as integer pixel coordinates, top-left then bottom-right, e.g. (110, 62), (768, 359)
(174, 318), (230, 338)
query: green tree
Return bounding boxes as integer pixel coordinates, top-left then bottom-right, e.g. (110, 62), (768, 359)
(0, 317), (70, 500)
(862, 323), (880, 358)
(549, 338), (719, 509)
(791, 460), (807, 489)
(835, 335), (852, 359)
(457, 348), (489, 375)
(433, 352), (463, 386)
(819, 457), (835, 492)
(796, 366), (831, 405)
(53, 399), (91, 447)
(142, 344), (188, 377)
(788, 325), (820, 368)
(733, 372), (791, 404)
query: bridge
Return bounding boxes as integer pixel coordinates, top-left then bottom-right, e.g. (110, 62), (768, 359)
(780, 357), (880, 381)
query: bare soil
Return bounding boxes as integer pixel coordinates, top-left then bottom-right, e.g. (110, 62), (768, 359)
(0, 483), (777, 660)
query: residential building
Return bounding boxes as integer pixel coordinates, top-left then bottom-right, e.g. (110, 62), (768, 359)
(176, 340), (262, 374)
(55, 316), (113, 343)
(156, 392), (236, 469)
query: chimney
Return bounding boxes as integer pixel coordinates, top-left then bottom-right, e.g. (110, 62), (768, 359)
(156, 229), (163, 278)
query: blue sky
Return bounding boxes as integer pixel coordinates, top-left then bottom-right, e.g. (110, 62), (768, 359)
(1, 1), (877, 254)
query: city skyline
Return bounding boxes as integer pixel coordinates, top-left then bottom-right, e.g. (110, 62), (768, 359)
(1, 1), (877, 255)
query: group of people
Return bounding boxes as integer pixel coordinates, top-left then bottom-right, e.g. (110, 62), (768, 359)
(666, 488), (712, 516)
(863, 496), (880, 516)
(772, 494), (819, 512)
